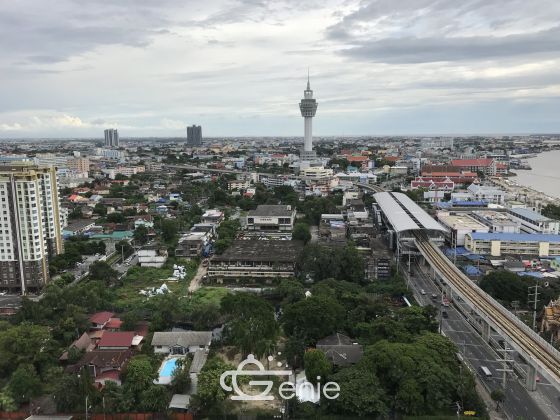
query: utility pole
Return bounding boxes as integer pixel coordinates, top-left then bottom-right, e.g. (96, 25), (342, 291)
(496, 343), (514, 390)
(528, 282), (540, 331)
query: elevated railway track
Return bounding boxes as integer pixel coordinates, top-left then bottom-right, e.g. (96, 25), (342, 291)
(414, 231), (560, 388)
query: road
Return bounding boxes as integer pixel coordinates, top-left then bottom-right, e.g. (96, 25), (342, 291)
(188, 263), (207, 293)
(410, 262), (558, 419)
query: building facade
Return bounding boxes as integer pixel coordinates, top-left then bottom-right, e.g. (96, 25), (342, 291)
(0, 164), (63, 293)
(246, 205), (296, 239)
(187, 125), (203, 146)
(104, 129), (120, 148)
(507, 208), (560, 235)
(465, 232), (560, 257)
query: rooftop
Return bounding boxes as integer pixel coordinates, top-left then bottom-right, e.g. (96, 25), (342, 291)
(508, 207), (553, 223)
(437, 213), (488, 230)
(374, 192), (446, 233)
(212, 239), (304, 262)
(468, 232), (560, 243)
(97, 331), (135, 348)
(248, 204), (293, 217)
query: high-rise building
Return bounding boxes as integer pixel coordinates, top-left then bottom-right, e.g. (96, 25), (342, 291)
(299, 73), (318, 160)
(104, 129), (120, 147)
(187, 125), (203, 146)
(0, 164), (63, 293)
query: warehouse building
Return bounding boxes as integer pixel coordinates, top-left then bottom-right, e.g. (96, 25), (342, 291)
(471, 210), (520, 233)
(465, 232), (560, 257)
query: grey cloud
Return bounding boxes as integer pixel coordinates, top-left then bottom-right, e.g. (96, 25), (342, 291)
(338, 26), (560, 63)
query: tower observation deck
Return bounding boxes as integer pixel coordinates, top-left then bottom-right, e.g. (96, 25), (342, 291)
(299, 74), (318, 160)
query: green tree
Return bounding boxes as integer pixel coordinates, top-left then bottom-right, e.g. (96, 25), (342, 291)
(221, 293), (278, 356)
(89, 261), (119, 285)
(106, 212), (126, 223)
(303, 349), (331, 384)
(193, 358), (234, 410)
(292, 222), (311, 244)
(93, 203), (107, 216)
(0, 388), (16, 412)
(161, 218), (179, 243)
(8, 364), (41, 404)
(0, 323), (53, 377)
(327, 366), (388, 417)
(491, 388), (505, 410)
(123, 355), (157, 396)
(133, 225), (149, 245)
(170, 358), (191, 394)
(139, 385), (170, 412)
(282, 295), (344, 344)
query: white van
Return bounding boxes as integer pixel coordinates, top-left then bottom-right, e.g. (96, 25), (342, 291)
(480, 366), (492, 377)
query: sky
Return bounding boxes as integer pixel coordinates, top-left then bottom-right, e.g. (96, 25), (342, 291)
(2, 0), (560, 138)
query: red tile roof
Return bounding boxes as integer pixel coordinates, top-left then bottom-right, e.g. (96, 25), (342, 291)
(97, 331), (135, 348)
(451, 158), (493, 167)
(90, 311), (114, 325)
(106, 318), (123, 330)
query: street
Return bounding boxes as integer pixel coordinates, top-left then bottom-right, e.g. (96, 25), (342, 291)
(409, 262), (559, 419)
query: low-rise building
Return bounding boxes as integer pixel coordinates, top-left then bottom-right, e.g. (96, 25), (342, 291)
(246, 205), (296, 239)
(467, 183), (506, 205)
(208, 239), (303, 280)
(437, 212), (490, 246)
(465, 232), (560, 257)
(151, 331), (212, 354)
(471, 210), (520, 233)
(138, 246), (168, 268)
(175, 224), (214, 258)
(201, 209), (224, 225)
(507, 208), (560, 235)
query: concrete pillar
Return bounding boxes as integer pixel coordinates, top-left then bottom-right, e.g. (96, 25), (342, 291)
(482, 320), (491, 343)
(525, 364), (537, 391)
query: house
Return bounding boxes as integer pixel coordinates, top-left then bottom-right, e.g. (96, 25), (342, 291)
(151, 331), (213, 354)
(97, 331), (136, 350)
(316, 333), (363, 367)
(89, 311), (114, 330)
(68, 349), (132, 386)
(60, 332), (95, 361)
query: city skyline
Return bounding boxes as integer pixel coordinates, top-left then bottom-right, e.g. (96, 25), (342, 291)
(2, 0), (560, 138)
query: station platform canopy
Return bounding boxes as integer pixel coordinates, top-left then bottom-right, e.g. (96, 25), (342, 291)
(374, 192), (446, 234)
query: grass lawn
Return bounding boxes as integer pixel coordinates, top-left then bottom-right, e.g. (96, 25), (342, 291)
(187, 287), (230, 308)
(113, 258), (198, 309)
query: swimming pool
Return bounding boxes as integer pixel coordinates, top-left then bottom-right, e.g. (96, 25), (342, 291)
(160, 358), (179, 376)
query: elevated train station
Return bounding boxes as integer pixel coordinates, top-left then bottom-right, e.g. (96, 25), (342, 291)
(373, 191), (446, 258)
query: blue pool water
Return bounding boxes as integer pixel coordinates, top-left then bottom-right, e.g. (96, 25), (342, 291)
(160, 358), (179, 376)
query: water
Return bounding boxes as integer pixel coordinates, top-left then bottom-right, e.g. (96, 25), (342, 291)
(513, 150), (560, 199)
(160, 357), (179, 376)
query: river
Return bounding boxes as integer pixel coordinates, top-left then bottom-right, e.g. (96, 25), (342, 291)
(512, 149), (560, 199)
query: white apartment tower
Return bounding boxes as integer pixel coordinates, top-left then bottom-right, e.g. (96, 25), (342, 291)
(0, 164), (63, 293)
(104, 128), (120, 147)
(299, 73), (318, 160)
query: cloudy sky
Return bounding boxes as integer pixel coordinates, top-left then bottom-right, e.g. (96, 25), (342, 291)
(2, 0), (560, 138)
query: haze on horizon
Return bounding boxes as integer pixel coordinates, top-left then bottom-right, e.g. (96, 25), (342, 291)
(2, 0), (560, 139)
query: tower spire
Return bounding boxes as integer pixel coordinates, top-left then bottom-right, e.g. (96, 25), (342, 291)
(307, 68), (310, 90)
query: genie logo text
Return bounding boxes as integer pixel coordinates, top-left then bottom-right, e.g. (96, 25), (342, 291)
(219, 354), (340, 401)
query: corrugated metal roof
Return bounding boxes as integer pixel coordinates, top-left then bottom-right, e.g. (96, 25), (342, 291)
(374, 192), (445, 233)
(469, 232), (560, 243)
(509, 207), (552, 223)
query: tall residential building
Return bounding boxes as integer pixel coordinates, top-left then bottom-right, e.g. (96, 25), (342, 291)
(299, 73), (318, 161)
(187, 125), (203, 146)
(0, 164), (63, 293)
(67, 157), (90, 173)
(104, 129), (120, 147)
